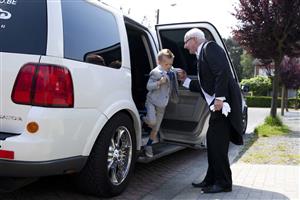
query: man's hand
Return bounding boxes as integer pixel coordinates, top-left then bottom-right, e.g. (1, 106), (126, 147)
(214, 99), (224, 111)
(176, 68), (187, 81)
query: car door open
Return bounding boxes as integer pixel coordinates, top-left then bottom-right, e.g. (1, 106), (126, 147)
(156, 22), (238, 147)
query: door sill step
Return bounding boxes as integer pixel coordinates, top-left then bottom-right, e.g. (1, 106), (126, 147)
(137, 143), (185, 163)
(163, 140), (207, 149)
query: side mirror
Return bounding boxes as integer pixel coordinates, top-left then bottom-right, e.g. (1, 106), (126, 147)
(241, 85), (250, 93)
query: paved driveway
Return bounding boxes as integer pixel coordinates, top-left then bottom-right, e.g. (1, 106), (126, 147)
(0, 108), (271, 200)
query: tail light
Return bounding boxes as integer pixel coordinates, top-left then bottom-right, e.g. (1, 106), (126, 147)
(12, 63), (74, 108)
(0, 150), (14, 160)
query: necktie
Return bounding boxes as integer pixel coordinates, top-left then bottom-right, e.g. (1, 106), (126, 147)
(167, 71), (179, 103)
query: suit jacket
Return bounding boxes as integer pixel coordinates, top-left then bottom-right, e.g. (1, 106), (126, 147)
(189, 41), (243, 145)
(146, 66), (179, 108)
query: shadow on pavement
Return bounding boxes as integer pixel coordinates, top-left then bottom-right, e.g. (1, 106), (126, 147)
(0, 148), (206, 200)
(191, 184), (290, 199)
(232, 132), (259, 163)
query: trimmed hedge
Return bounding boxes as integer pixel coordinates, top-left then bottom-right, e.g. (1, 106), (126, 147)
(245, 96), (300, 108)
(288, 98), (300, 109)
(240, 76), (272, 96)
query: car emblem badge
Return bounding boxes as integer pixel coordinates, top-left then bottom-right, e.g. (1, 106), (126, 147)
(0, 115), (23, 121)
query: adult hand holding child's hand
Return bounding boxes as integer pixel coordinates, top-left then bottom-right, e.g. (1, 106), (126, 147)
(176, 68), (187, 82)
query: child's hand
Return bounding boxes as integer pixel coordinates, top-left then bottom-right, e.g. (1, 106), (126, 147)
(158, 76), (167, 86)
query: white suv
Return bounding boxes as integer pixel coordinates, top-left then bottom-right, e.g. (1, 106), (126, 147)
(0, 0), (247, 197)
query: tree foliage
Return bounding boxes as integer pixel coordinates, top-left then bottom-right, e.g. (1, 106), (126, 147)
(233, 0), (300, 117)
(241, 76), (272, 96)
(224, 37), (244, 80)
(233, 0), (300, 59)
(279, 56), (300, 115)
(240, 51), (254, 79)
(279, 56), (300, 89)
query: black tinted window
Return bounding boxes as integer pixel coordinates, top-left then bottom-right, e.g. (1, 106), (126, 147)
(159, 28), (214, 75)
(0, 0), (47, 55)
(61, 0), (122, 69)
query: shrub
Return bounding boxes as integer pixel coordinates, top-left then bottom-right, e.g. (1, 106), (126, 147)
(288, 98), (300, 109)
(254, 116), (289, 137)
(246, 96), (300, 108)
(264, 116), (283, 126)
(246, 96), (277, 107)
(241, 76), (272, 96)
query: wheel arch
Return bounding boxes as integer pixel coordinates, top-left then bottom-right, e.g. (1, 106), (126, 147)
(82, 102), (142, 156)
(114, 109), (142, 151)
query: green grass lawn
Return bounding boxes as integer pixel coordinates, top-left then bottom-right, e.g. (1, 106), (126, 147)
(254, 116), (290, 137)
(240, 141), (300, 165)
(239, 115), (300, 165)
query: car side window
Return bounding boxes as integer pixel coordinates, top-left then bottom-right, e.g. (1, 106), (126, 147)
(61, 0), (122, 69)
(0, 0), (47, 55)
(159, 28), (214, 75)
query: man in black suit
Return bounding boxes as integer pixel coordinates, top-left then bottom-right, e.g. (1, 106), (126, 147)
(178, 28), (244, 193)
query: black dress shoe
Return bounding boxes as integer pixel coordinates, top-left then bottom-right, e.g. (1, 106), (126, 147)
(201, 184), (232, 193)
(192, 181), (212, 188)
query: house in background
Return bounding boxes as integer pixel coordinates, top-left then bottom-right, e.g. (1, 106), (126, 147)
(253, 59), (297, 98)
(253, 59), (274, 77)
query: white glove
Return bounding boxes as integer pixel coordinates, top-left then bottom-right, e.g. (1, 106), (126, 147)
(209, 102), (231, 117)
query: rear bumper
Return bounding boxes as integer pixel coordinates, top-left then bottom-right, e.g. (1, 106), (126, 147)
(1, 107), (106, 161)
(0, 156), (87, 177)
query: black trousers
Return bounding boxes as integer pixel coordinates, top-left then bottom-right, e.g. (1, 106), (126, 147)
(203, 110), (232, 188)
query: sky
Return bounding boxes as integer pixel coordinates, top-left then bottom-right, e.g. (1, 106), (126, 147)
(102, 0), (240, 38)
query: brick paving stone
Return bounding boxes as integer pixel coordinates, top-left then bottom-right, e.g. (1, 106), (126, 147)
(0, 109), (299, 200)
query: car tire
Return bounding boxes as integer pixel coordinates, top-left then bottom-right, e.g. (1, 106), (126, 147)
(242, 107), (248, 134)
(75, 112), (136, 197)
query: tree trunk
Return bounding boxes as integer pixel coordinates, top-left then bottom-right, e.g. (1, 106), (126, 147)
(296, 91), (299, 110)
(281, 85), (284, 116)
(281, 85), (286, 116)
(270, 59), (281, 118)
(285, 89), (289, 112)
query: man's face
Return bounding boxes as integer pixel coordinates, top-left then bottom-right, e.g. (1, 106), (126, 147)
(158, 56), (173, 71)
(184, 37), (198, 54)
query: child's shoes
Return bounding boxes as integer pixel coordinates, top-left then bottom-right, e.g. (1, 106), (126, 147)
(144, 146), (153, 157)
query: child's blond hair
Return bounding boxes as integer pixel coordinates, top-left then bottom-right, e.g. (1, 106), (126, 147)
(157, 49), (175, 61)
